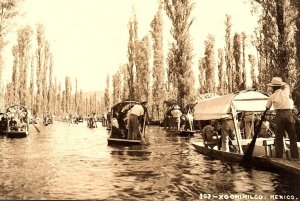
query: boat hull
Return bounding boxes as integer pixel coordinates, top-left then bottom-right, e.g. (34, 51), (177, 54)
(178, 130), (195, 137)
(192, 141), (300, 176)
(107, 138), (142, 146)
(3, 131), (28, 138)
(166, 129), (195, 137)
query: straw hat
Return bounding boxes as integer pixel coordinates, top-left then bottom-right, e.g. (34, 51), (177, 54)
(174, 105), (180, 109)
(267, 77), (286, 87)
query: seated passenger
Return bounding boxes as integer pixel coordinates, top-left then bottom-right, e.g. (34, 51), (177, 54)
(203, 121), (219, 143)
(9, 117), (18, 131)
(18, 118), (27, 131)
(111, 118), (126, 139)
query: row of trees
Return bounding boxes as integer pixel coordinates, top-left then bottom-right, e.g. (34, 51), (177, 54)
(0, 0), (102, 118)
(105, 0), (300, 121)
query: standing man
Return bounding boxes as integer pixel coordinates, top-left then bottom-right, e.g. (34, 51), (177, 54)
(266, 77), (299, 160)
(171, 105), (182, 130)
(127, 104), (144, 140)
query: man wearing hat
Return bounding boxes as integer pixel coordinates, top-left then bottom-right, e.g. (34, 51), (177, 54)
(266, 77), (299, 160)
(127, 103), (145, 140)
(171, 105), (182, 130)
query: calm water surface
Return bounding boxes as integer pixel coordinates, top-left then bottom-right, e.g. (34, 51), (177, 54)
(0, 121), (299, 200)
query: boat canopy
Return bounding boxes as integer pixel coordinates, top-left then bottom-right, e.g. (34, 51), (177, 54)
(6, 105), (30, 120)
(194, 91), (273, 120)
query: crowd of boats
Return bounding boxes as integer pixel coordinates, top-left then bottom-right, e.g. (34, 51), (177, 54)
(105, 90), (300, 176)
(1, 90), (300, 176)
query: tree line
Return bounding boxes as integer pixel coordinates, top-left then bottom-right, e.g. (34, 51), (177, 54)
(0, 0), (102, 118)
(105, 0), (300, 121)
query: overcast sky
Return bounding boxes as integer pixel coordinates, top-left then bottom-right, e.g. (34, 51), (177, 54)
(2, 0), (258, 92)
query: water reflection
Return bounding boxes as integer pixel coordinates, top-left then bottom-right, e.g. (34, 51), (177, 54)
(0, 123), (299, 199)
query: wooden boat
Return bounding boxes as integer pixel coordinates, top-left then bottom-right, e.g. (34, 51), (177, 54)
(107, 138), (142, 146)
(4, 105), (30, 139)
(192, 141), (300, 175)
(166, 129), (195, 137)
(3, 130), (28, 138)
(190, 91), (300, 175)
(0, 112), (7, 135)
(107, 101), (148, 146)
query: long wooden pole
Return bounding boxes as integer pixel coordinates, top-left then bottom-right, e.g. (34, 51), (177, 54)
(142, 112), (147, 139)
(240, 109), (268, 168)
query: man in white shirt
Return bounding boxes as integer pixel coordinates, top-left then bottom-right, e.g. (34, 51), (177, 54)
(127, 104), (144, 140)
(171, 105), (182, 130)
(266, 77), (299, 160)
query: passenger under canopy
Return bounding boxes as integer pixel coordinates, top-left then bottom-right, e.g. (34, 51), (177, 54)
(194, 91), (274, 154)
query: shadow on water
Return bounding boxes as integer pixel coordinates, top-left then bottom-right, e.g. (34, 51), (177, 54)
(0, 123), (299, 200)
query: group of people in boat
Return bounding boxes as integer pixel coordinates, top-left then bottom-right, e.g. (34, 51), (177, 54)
(0, 116), (27, 132)
(110, 102), (147, 141)
(87, 112), (97, 128)
(163, 105), (194, 132)
(201, 77), (299, 160)
(101, 111), (111, 127)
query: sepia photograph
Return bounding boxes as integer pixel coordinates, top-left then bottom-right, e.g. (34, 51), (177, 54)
(0, 0), (299, 200)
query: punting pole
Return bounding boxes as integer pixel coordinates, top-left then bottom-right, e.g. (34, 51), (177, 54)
(231, 106), (243, 154)
(142, 111), (147, 139)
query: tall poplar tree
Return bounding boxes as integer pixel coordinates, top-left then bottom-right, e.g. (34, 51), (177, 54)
(121, 64), (129, 101)
(151, 4), (166, 120)
(225, 14), (233, 93)
(11, 45), (19, 104)
(198, 57), (206, 94)
(104, 74), (110, 111)
(0, 0), (22, 110)
(233, 32), (242, 91)
(127, 9), (138, 100)
(164, 0), (195, 107)
(135, 36), (150, 101)
(252, 0), (297, 90)
(203, 34), (216, 93)
(217, 48), (226, 94)
(112, 70), (121, 105)
(248, 54), (257, 88)
(65, 76), (71, 114)
(17, 26), (32, 106)
(35, 24), (45, 116)
(29, 56), (35, 113)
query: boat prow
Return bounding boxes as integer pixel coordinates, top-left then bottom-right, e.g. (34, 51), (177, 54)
(192, 141), (242, 162)
(4, 130), (28, 138)
(107, 138), (142, 146)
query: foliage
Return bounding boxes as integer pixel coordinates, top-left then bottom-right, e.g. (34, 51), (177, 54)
(104, 74), (110, 111)
(127, 9), (138, 101)
(135, 36), (150, 102)
(164, 0), (195, 108)
(217, 48), (226, 94)
(203, 34), (216, 93)
(224, 14), (233, 93)
(150, 4), (166, 120)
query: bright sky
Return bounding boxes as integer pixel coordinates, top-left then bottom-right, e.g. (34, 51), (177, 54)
(2, 0), (259, 92)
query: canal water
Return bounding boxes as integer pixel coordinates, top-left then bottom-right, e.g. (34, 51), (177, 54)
(0, 121), (299, 200)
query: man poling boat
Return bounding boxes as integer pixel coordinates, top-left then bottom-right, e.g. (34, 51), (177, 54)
(107, 100), (148, 146)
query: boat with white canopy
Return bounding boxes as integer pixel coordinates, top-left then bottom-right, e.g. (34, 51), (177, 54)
(192, 90), (300, 175)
